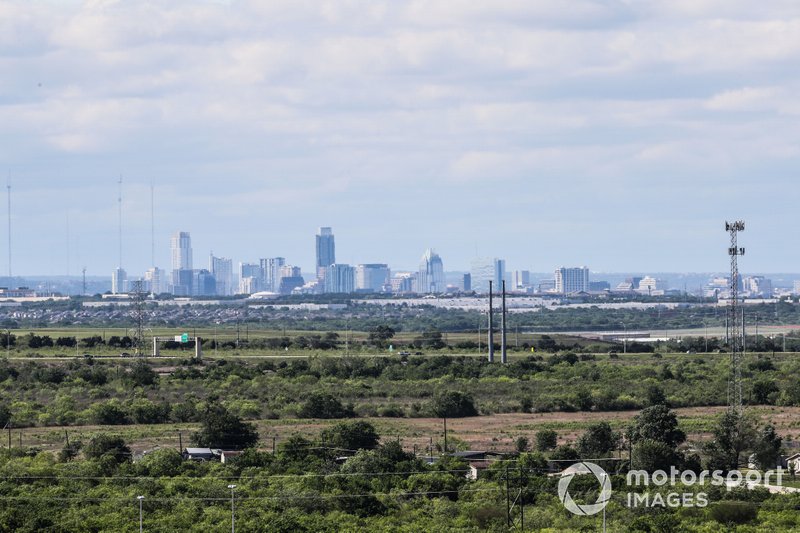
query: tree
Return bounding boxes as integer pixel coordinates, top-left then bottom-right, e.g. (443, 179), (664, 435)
(751, 379), (779, 405)
(128, 360), (158, 387)
(0, 404), (10, 428)
(535, 430), (558, 452)
(550, 445), (580, 462)
(83, 434), (131, 464)
(630, 404), (686, 448)
(320, 420), (380, 452)
(632, 439), (681, 472)
(703, 410), (757, 472)
(577, 422), (619, 457)
(646, 384), (667, 406)
(514, 436), (530, 453)
(429, 391), (478, 418)
(298, 392), (355, 419)
(367, 326), (395, 348)
(193, 401), (259, 450)
(752, 425), (782, 470)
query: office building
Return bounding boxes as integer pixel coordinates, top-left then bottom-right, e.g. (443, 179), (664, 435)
(260, 257), (286, 292)
(277, 265), (304, 295)
(209, 254), (233, 296)
(418, 249), (445, 293)
(324, 264), (355, 294)
(356, 264), (390, 293)
(513, 270), (530, 290)
(316, 227), (336, 278)
(391, 273), (416, 294)
(589, 281), (611, 291)
(470, 257), (505, 294)
(238, 263), (264, 294)
(144, 267), (165, 295)
(171, 269), (193, 296)
(742, 276), (773, 298)
(615, 277), (642, 292)
(192, 269), (217, 297)
(111, 267), (127, 294)
(554, 266), (589, 294)
(171, 232), (192, 271)
(462, 273), (471, 292)
(638, 276), (665, 295)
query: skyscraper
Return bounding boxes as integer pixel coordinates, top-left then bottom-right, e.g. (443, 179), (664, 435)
(210, 253), (233, 296)
(324, 264), (355, 294)
(418, 249), (444, 293)
(238, 262), (263, 294)
(144, 267), (165, 295)
(111, 267), (127, 294)
(554, 266), (590, 294)
(260, 257), (286, 292)
(470, 257), (505, 294)
(356, 264), (390, 293)
(171, 232), (192, 271)
(316, 227), (335, 278)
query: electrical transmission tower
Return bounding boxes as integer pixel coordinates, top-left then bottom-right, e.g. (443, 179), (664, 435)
(725, 220), (745, 412)
(130, 280), (146, 357)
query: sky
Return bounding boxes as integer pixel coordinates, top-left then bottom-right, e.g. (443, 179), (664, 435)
(1, 0), (799, 276)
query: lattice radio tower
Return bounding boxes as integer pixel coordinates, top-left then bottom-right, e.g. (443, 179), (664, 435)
(130, 280), (146, 357)
(726, 220), (745, 412)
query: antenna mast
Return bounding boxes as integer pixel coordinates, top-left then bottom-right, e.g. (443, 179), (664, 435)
(6, 180), (10, 277)
(117, 176), (123, 269)
(725, 220), (745, 412)
(150, 182), (155, 267)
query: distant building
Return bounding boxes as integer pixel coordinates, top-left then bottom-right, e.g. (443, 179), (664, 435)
(316, 227), (336, 279)
(418, 249), (445, 293)
(589, 281), (610, 291)
(742, 276), (773, 298)
(277, 265), (304, 295)
(704, 277), (731, 298)
(470, 257), (505, 294)
(638, 276), (666, 295)
(356, 264), (390, 293)
(144, 267), (166, 295)
(462, 273), (471, 292)
(260, 257), (286, 292)
(554, 267), (589, 294)
(209, 254), (233, 296)
(111, 268), (127, 294)
(171, 269), (193, 296)
(391, 273), (416, 294)
(793, 280), (800, 295)
(171, 232), (192, 271)
(615, 277), (642, 292)
(192, 269), (217, 297)
(513, 270), (530, 290)
(238, 263), (263, 294)
(324, 264), (355, 294)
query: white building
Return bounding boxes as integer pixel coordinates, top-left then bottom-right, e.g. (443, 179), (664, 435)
(637, 276), (666, 295)
(209, 254), (233, 296)
(260, 257), (285, 292)
(554, 266), (589, 294)
(144, 267), (165, 295)
(111, 267), (128, 294)
(470, 257), (505, 294)
(170, 232), (192, 271)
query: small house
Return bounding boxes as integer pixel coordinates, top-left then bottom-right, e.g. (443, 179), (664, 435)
(183, 447), (217, 461)
(466, 461), (491, 481)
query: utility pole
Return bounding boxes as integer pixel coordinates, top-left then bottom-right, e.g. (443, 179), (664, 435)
(137, 495), (144, 533)
(488, 281), (494, 362)
(501, 280), (507, 364)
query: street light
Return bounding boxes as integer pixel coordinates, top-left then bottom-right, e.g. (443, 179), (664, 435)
(227, 484), (237, 533)
(137, 495), (144, 532)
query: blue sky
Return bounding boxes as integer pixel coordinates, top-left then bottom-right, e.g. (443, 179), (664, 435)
(1, 0), (798, 276)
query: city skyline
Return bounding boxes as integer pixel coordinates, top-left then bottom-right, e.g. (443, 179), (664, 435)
(2, 3), (799, 275)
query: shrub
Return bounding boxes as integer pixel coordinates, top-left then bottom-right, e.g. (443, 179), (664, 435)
(299, 392), (355, 419)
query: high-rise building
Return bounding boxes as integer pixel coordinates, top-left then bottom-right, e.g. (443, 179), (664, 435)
(277, 265), (304, 295)
(260, 257), (286, 292)
(192, 269), (217, 297)
(316, 227), (336, 278)
(111, 267), (127, 294)
(513, 270), (530, 290)
(144, 267), (165, 295)
(238, 263), (263, 294)
(209, 254), (233, 296)
(356, 264), (390, 293)
(470, 257), (505, 294)
(324, 264), (355, 294)
(390, 273), (416, 294)
(554, 266), (590, 294)
(462, 273), (471, 292)
(171, 269), (193, 296)
(417, 249), (445, 294)
(170, 232), (192, 272)
(742, 276), (772, 298)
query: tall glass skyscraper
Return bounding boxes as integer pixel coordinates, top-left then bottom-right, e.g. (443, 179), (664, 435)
(418, 249), (444, 293)
(171, 231), (192, 271)
(470, 257), (505, 294)
(316, 227), (335, 278)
